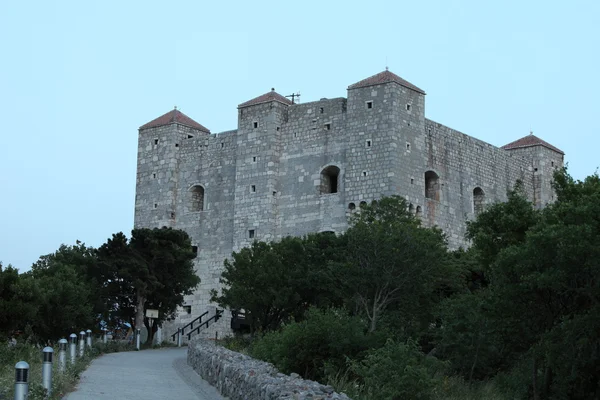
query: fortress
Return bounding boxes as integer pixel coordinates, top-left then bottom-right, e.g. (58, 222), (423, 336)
(133, 69), (564, 337)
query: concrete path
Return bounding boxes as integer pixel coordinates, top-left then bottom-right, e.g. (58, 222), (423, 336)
(65, 348), (225, 400)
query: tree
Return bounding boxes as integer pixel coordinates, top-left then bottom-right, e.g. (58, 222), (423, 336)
(211, 233), (345, 332)
(0, 263), (38, 335)
(25, 244), (98, 340)
(340, 196), (450, 333)
(96, 227), (200, 343)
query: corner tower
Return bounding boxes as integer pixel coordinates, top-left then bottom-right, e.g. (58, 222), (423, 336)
(232, 89), (292, 250)
(502, 133), (564, 208)
(134, 108), (211, 229)
(344, 70), (426, 205)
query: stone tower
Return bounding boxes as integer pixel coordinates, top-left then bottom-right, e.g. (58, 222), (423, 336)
(134, 70), (564, 340)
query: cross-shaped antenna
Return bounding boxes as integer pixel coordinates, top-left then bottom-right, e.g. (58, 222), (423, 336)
(285, 92), (301, 104)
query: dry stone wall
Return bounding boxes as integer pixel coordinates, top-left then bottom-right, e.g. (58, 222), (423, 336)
(187, 339), (351, 400)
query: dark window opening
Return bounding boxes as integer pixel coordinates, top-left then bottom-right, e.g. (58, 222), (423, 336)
(190, 185), (205, 211)
(534, 168), (538, 172)
(175, 143), (179, 147)
(406, 104), (411, 111)
(360, 201), (367, 208)
(251, 185), (256, 193)
(324, 123), (331, 130)
(416, 206), (422, 217)
(348, 202), (356, 210)
(154, 139), (159, 145)
(294, 132), (297, 138)
(252, 156), (257, 162)
(248, 229), (255, 239)
(411, 178), (414, 184)
(406, 143), (411, 150)
(221, 142), (224, 148)
(366, 101), (373, 109)
(273, 191), (277, 197)
(183, 305), (191, 314)
(320, 165), (340, 194)
(170, 212), (175, 219)
(154, 203), (158, 209)
(277, 126), (280, 131)
(409, 203), (414, 213)
(253, 121), (258, 129)
(473, 187), (485, 215)
(425, 171), (440, 200)
(152, 173), (156, 179)
(551, 161), (555, 167)
(362, 171), (367, 177)
(191, 246), (198, 257)
(187, 135), (194, 139)
(366, 140), (372, 148)
(320, 107), (324, 114)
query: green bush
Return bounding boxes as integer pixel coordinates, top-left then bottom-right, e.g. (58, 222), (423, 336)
(349, 339), (448, 400)
(250, 308), (373, 381)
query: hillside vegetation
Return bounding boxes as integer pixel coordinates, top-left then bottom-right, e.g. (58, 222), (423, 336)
(213, 169), (600, 400)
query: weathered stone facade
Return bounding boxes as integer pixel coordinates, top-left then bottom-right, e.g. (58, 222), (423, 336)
(134, 70), (564, 338)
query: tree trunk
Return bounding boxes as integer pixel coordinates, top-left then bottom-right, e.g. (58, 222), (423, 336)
(532, 357), (539, 400)
(135, 291), (146, 332)
(143, 317), (159, 345)
(369, 302), (378, 332)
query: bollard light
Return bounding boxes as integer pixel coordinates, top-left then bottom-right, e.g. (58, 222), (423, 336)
(79, 331), (86, 357)
(58, 339), (67, 372)
(86, 329), (92, 348)
(69, 334), (77, 364)
(14, 361), (29, 400)
(136, 328), (141, 350)
(102, 328), (107, 344)
(42, 347), (54, 396)
(177, 328), (182, 347)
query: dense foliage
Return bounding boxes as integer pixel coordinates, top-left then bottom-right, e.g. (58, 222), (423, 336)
(0, 227), (199, 343)
(216, 170), (600, 400)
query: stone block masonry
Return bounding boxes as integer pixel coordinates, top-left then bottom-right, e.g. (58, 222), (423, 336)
(187, 339), (352, 400)
(134, 69), (565, 339)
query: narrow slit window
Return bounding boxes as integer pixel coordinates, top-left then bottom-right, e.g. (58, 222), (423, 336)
(366, 140), (372, 148)
(154, 139), (159, 145)
(253, 121), (258, 129)
(406, 104), (411, 111)
(366, 101), (373, 109)
(252, 156), (257, 163)
(251, 185), (256, 193)
(221, 142), (224, 148)
(152, 173), (156, 179)
(320, 107), (324, 114)
(191, 246), (198, 258)
(406, 143), (411, 150)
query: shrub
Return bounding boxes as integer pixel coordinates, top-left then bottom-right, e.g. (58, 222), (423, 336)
(250, 308), (372, 381)
(350, 339), (448, 400)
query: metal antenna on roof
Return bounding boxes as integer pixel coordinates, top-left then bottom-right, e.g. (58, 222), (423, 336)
(386, 56), (388, 71)
(285, 92), (301, 104)
(174, 105), (178, 110)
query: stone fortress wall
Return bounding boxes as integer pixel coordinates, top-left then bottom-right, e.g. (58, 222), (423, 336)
(133, 70), (565, 339)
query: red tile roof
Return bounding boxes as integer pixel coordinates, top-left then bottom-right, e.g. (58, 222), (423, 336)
(238, 89), (293, 108)
(139, 108), (210, 132)
(348, 70), (426, 94)
(502, 134), (564, 154)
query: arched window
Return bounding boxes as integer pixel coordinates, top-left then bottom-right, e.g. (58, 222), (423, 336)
(359, 201), (367, 208)
(348, 202), (356, 210)
(473, 187), (485, 215)
(425, 171), (440, 200)
(408, 203), (414, 213)
(416, 205), (422, 218)
(190, 185), (205, 211)
(320, 166), (340, 194)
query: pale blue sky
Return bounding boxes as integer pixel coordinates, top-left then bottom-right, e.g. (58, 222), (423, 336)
(1, 1), (598, 271)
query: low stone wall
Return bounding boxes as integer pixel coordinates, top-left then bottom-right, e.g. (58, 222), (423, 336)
(187, 339), (352, 400)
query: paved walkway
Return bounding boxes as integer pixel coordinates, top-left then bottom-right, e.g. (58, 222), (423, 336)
(65, 348), (224, 400)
